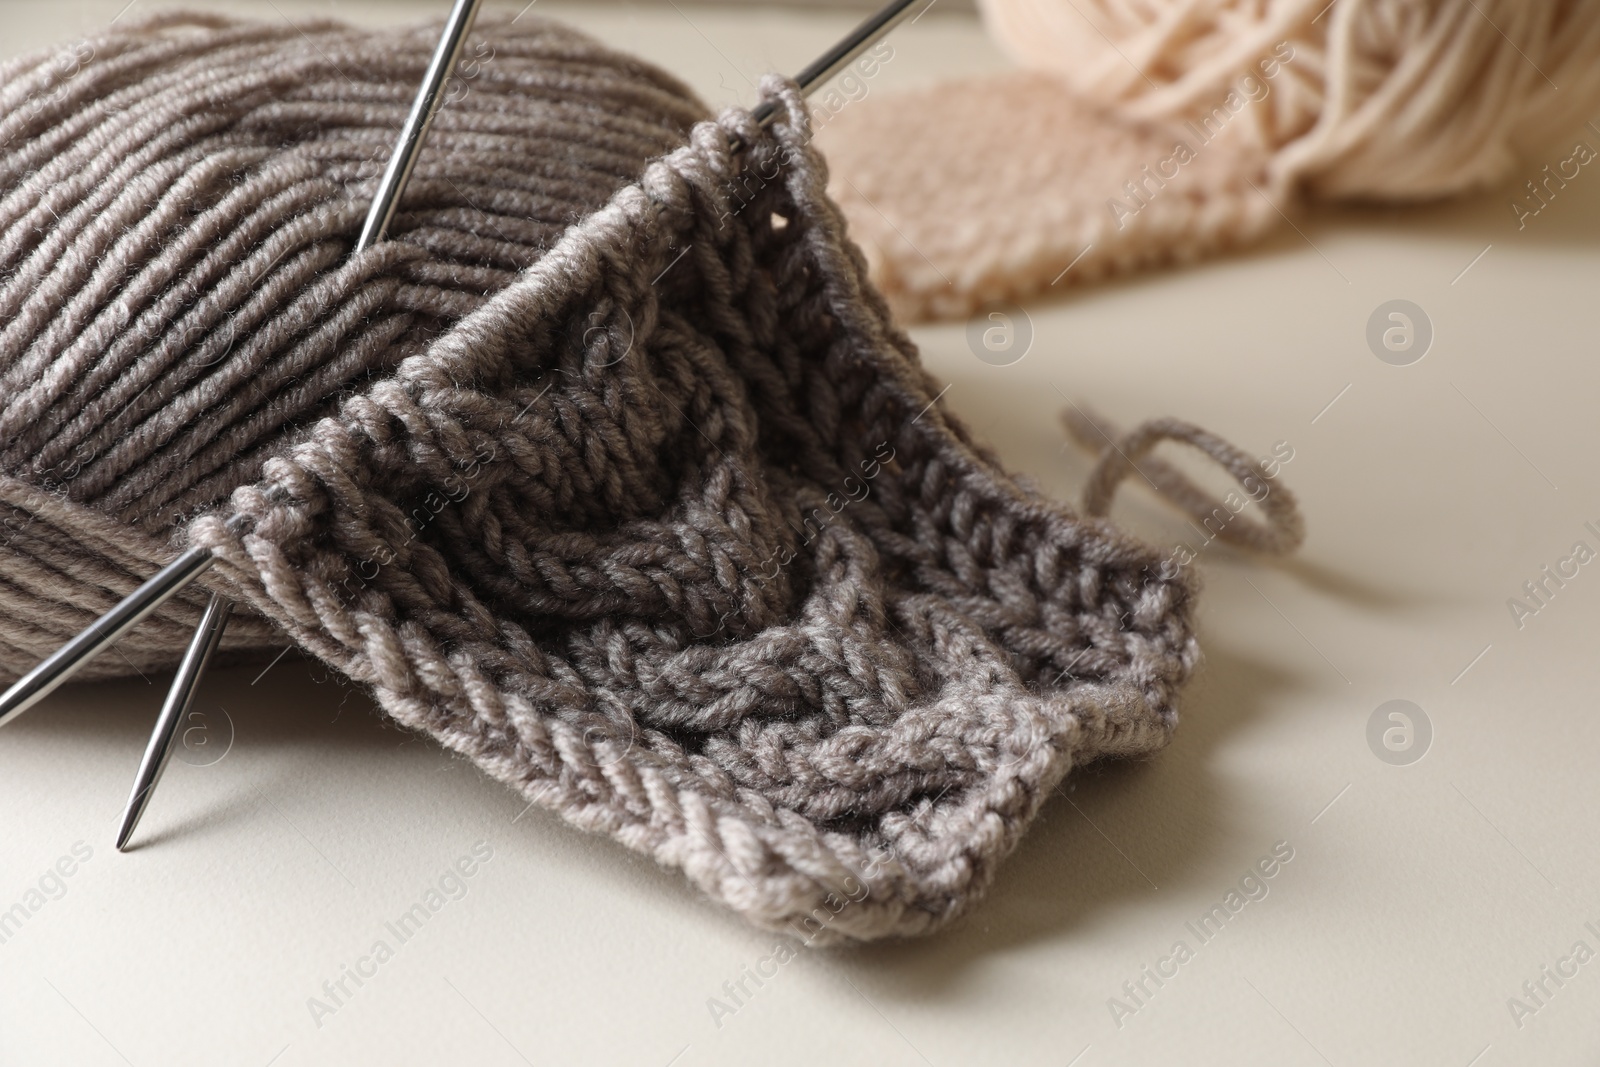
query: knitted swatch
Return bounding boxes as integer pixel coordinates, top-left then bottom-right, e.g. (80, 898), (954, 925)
(820, 0), (1600, 321)
(819, 71), (1280, 322)
(0, 15), (1297, 938)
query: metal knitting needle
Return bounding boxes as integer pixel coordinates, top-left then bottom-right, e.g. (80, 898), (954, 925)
(355, 0), (484, 253)
(110, 0), (484, 850)
(750, 0), (924, 130)
(0, 545), (219, 730)
(114, 595), (232, 849)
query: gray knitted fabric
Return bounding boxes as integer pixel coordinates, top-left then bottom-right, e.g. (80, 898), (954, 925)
(0, 15), (1272, 939)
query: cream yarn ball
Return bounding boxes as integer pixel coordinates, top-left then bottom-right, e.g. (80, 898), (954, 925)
(977, 0), (1600, 199)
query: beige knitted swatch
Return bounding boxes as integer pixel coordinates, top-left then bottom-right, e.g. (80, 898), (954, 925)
(821, 0), (1600, 321)
(819, 71), (1279, 322)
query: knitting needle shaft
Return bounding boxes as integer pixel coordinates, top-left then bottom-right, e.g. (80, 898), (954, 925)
(357, 0), (482, 252)
(106, 0), (488, 850)
(0, 0), (487, 737)
(115, 596), (232, 850)
(751, 0), (925, 130)
(0, 546), (216, 729)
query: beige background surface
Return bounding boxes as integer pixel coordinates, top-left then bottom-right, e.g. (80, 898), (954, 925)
(4, 1), (1600, 1064)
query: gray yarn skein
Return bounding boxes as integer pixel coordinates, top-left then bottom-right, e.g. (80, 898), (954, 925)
(0, 14), (1261, 939)
(0, 12), (705, 680)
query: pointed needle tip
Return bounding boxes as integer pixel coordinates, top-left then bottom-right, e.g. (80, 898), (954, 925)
(114, 801), (143, 853)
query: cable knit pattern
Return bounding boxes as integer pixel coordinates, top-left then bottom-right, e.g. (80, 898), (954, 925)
(1, 15), (1203, 938)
